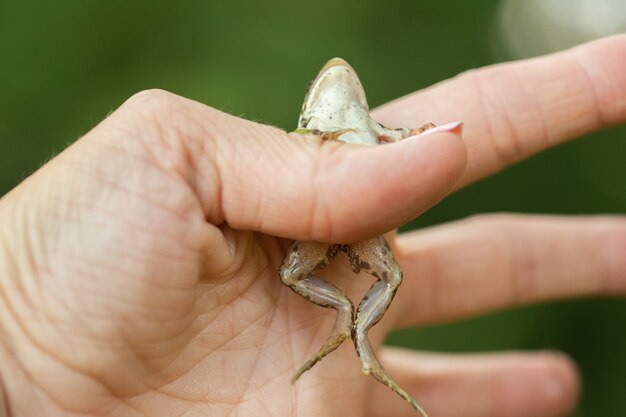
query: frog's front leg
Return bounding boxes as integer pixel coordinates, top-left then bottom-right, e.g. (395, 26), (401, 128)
(345, 236), (428, 417)
(293, 127), (357, 141)
(279, 241), (354, 382)
(374, 122), (437, 143)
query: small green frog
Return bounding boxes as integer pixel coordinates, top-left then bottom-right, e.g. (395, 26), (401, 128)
(281, 58), (460, 416)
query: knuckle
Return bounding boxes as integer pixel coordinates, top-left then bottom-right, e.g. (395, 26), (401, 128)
(125, 88), (178, 108)
(121, 88), (182, 122)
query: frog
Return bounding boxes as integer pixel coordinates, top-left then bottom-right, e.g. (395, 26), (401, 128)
(280, 58), (461, 416)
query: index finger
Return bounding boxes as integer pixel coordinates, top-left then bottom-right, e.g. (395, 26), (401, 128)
(373, 34), (626, 188)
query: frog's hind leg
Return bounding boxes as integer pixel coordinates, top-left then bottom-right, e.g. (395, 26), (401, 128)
(279, 241), (354, 382)
(345, 237), (428, 417)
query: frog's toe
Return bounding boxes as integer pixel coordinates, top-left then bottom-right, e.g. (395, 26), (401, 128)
(367, 363), (428, 417)
(292, 327), (351, 383)
(320, 128), (357, 141)
(410, 122), (437, 136)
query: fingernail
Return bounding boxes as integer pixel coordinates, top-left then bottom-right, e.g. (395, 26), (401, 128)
(416, 121), (464, 138)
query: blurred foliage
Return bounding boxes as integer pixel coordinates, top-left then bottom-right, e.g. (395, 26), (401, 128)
(0, 0), (624, 415)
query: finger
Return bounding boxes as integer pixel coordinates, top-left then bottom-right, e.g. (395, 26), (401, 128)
(367, 347), (579, 417)
(373, 34), (626, 188)
(392, 214), (626, 327)
(97, 90), (466, 243)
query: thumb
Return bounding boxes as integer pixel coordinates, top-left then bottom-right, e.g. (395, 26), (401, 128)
(100, 89), (468, 243)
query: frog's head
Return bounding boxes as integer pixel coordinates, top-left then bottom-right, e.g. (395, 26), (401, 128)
(297, 58), (370, 132)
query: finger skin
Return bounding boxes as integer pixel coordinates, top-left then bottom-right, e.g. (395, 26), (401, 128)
(368, 348), (579, 417)
(393, 214), (626, 327)
(92, 89), (467, 243)
(373, 35), (626, 188)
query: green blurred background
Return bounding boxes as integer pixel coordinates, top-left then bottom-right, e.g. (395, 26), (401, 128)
(1, 0), (624, 415)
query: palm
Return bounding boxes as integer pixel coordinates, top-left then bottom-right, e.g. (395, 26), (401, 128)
(106, 228), (387, 416)
(33, 142), (381, 416)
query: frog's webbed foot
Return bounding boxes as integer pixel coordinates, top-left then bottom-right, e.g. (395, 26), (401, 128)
(409, 122), (437, 136)
(279, 241), (354, 382)
(346, 237), (428, 417)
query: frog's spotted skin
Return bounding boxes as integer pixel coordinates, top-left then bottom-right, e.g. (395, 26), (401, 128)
(280, 58), (439, 416)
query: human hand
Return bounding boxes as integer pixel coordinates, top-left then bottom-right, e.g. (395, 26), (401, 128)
(0, 35), (624, 417)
